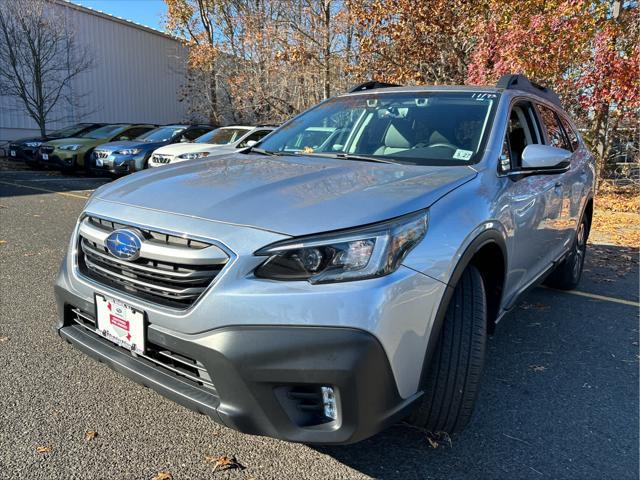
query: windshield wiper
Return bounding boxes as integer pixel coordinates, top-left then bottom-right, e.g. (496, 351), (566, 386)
(249, 147), (295, 156)
(299, 152), (398, 164)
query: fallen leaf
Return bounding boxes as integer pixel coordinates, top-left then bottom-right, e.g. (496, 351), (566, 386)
(529, 365), (547, 372)
(36, 446), (52, 454)
(425, 431), (452, 449)
(206, 455), (246, 473)
(152, 471), (172, 480)
(0, 240), (6, 245)
(85, 430), (98, 441)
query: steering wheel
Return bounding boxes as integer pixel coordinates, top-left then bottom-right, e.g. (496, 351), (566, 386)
(426, 143), (459, 151)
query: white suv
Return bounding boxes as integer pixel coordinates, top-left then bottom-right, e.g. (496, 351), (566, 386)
(148, 126), (274, 167)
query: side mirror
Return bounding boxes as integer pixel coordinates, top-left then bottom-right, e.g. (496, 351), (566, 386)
(521, 144), (571, 170)
(244, 140), (257, 147)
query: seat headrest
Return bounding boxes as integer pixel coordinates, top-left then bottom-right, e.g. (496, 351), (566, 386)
(429, 130), (450, 145)
(384, 120), (414, 149)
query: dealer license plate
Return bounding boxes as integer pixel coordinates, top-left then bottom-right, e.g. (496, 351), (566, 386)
(95, 294), (145, 354)
(41, 153), (49, 160)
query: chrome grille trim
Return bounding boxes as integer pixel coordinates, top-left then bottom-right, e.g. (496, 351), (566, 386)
(69, 308), (215, 389)
(76, 215), (231, 308)
(151, 154), (172, 164)
(40, 146), (55, 154)
(94, 150), (111, 159)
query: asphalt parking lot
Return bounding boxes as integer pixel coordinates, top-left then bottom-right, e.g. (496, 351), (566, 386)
(0, 160), (638, 480)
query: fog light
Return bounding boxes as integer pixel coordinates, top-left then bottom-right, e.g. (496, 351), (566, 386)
(321, 386), (337, 420)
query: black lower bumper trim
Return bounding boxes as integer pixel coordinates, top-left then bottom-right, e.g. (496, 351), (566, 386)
(59, 324), (221, 419)
(56, 288), (419, 444)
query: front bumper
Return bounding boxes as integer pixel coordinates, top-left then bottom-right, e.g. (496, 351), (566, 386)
(91, 153), (145, 175)
(55, 285), (419, 444)
(8, 145), (37, 162)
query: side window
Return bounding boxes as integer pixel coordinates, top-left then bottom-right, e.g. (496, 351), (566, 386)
(536, 104), (571, 150)
(115, 127), (151, 141)
(500, 101), (540, 171)
(183, 128), (210, 141)
(237, 130), (271, 148)
(558, 116), (580, 151)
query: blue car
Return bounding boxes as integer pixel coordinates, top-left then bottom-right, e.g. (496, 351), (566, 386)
(91, 124), (213, 175)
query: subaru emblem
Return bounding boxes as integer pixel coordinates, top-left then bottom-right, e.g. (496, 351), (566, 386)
(105, 229), (142, 261)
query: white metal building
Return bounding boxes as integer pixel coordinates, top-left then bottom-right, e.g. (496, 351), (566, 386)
(0, 0), (189, 142)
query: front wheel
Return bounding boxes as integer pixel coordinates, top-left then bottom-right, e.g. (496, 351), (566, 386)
(544, 215), (589, 290)
(407, 265), (487, 434)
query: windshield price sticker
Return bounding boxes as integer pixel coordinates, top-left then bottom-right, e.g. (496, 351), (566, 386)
(453, 149), (473, 161)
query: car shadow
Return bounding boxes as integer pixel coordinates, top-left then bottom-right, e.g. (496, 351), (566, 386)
(314, 245), (639, 480)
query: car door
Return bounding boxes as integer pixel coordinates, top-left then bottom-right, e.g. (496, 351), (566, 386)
(535, 103), (577, 252)
(501, 100), (566, 299)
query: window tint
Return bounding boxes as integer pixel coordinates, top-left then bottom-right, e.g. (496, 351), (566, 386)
(183, 128), (210, 141)
(537, 104), (570, 150)
(114, 127), (153, 141)
(237, 129), (272, 148)
(501, 101), (540, 170)
(558, 116), (580, 151)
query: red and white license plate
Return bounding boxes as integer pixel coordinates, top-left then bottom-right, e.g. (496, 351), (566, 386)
(95, 294), (145, 354)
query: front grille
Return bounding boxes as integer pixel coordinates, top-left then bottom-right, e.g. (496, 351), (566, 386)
(40, 146), (55, 154)
(94, 150), (110, 159)
(77, 216), (230, 309)
(9, 143), (19, 150)
(152, 154), (172, 164)
(69, 307), (215, 390)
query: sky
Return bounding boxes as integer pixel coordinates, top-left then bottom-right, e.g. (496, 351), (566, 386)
(71, 0), (168, 32)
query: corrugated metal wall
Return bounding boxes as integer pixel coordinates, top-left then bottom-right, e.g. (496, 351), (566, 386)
(0, 1), (189, 141)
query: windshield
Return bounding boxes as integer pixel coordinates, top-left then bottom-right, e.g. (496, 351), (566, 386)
(49, 124), (91, 138)
(195, 128), (250, 145)
(257, 92), (498, 166)
(136, 126), (185, 142)
(81, 125), (126, 139)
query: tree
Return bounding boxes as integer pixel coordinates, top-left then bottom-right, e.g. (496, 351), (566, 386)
(0, 0), (93, 136)
(164, 0), (354, 124)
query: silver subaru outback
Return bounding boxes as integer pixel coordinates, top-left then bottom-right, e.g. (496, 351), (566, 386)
(55, 75), (594, 444)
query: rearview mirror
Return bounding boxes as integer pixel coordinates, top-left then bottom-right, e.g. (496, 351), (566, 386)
(521, 144), (571, 170)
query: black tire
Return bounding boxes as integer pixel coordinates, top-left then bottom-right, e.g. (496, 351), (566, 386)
(82, 149), (94, 175)
(407, 265), (487, 434)
(544, 214), (589, 290)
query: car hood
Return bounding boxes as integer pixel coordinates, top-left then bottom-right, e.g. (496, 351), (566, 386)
(93, 153), (477, 236)
(97, 140), (165, 153)
(152, 142), (227, 156)
(11, 136), (47, 145)
(44, 137), (99, 148)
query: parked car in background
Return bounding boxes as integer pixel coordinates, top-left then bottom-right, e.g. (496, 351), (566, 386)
(148, 125), (274, 167)
(91, 124), (213, 175)
(8, 123), (105, 166)
(55, 75), (594, 444)
(38, 124), (156, 173)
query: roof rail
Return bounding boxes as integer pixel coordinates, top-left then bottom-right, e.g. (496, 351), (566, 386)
(496, 74), (561, 107)
(348, 80), (401, 93)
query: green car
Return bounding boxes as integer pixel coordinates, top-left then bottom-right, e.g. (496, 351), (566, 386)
(38, 124), (156, 173)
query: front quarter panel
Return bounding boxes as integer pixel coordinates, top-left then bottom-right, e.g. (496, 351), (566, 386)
(403, 169), (508, 286)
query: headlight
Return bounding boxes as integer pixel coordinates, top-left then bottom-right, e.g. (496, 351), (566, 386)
(116, 148), (142, 155)
(178, 151), (210, 160)
(254, 210), (427, 284)
(59, 144), (82, 151)
(25, 141), (42, 147)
